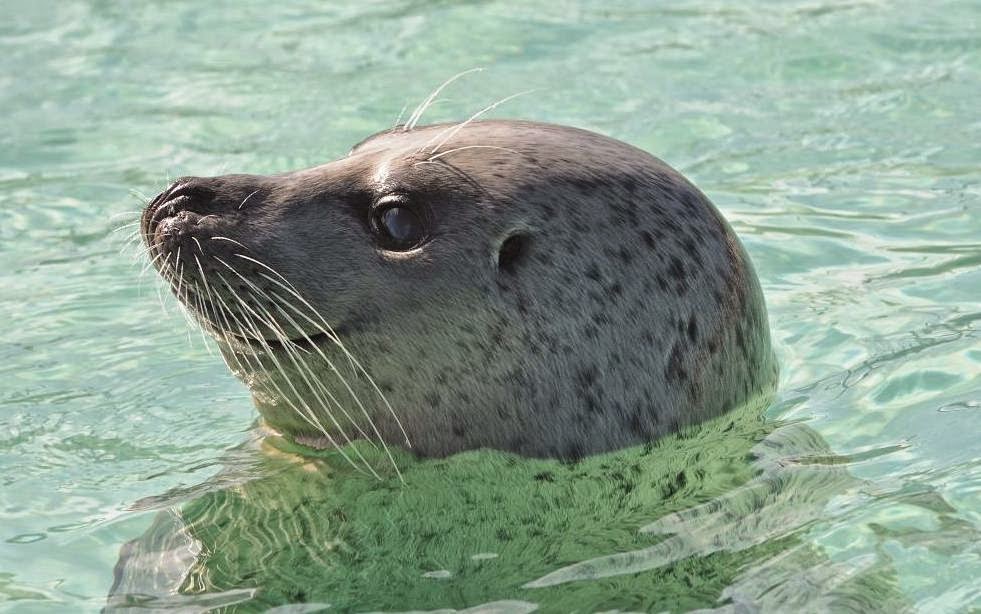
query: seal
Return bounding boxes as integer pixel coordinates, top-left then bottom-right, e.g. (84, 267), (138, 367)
(140, 119), (777, 462)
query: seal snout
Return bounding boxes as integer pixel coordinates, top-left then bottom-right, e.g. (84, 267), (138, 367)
(142, 177), (219, 248)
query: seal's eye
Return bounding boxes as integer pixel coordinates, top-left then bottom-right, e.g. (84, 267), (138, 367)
(371, 204), (426, 250)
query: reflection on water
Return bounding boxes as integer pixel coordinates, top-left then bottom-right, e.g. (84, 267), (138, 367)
(106, 397), (926, 612)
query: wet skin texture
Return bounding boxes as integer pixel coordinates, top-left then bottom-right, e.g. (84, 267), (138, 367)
(141, 120), (777, 459)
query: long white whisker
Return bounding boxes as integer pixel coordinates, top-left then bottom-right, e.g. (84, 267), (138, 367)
(238, 190), (260, 210)
(224, 253), (409, 477)
(405, 67), (484, 131)
(213, 258), (384, 448)
(425, 89), (536, 155)
(111, 221), (140, 233)
(190, 280), (217, 355)
(139, 250), (167, 277)
(128, 189), (152, 202)
(423, 145), (519, 164)
(215, 277), (379, 479)
(392, 102), (408, 129)
(210, 236), (251, 251)
(265, 289), (407, 480)
(214, 288), (358, 464)
(121, 230), (142, 248)
(110, 210), (144, 220)
(248, 266), (411, 449)
(221, 275), (382, 466)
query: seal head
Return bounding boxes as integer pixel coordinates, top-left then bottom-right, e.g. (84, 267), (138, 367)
(141, 120), (776, 459)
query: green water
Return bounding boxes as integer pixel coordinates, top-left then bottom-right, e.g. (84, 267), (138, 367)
(2, 0), (979, 611)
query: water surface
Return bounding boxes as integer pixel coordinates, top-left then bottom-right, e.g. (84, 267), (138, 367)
(1, 0), (979, 611)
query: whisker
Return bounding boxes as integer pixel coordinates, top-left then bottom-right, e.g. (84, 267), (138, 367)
(392, 102), (408, 129)
(247, 266), (411, 449)
(222, 253), (408, 477)
(426, 89), (536, 154)
(238, 190), (260, 210)
(140, 248), (167, 279)
(110, 210), (145, 220)
(210, 236), (251, 251)
(213, 257), (382, 447)
(121, 233), (144, 257)
(405, 67), (484, 131)
(423, 145), (519, 164)
(214, 276), (379, 479)
(174, 249), (185, 308)
(110, 222), (141, 233)
(220, 274), (379, 453)
(128, 189), (152, 202)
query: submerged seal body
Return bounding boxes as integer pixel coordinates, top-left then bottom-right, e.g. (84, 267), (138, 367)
(140, 119), (776, 459)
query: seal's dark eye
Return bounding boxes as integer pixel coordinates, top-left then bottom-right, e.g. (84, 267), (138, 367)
(372, 204), (425, 250)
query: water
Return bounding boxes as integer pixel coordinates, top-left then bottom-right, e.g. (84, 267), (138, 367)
(1, 0), (979, 611)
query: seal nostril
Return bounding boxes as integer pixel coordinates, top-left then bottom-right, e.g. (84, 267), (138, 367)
(142, 179), (220, 241)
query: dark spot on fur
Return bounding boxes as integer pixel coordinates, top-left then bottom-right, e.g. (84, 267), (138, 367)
(569, 177), (598, 193)
(617, 247), (634, 265)
(564, 441), (586, 462)
(585, 263), (602, 282)
(683, 237), (702, 266)
(584, 392), (602, 414)
(681, 192), (700, 209)
(687, 316), (698, 342)
(668, 256), (686, 282)
(628, 410), (652, 438)
(577, 365), (599, 388)
(591, 312), (611, 327)
(639, 230), (656, 250)
(665, 342), (687, 383)
(451, 416), (466, 438)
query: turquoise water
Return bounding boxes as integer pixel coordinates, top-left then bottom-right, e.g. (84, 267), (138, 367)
(2, 0), (980, 611)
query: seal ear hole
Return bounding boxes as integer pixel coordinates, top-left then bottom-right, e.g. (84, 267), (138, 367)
(497, 233), (532, 275)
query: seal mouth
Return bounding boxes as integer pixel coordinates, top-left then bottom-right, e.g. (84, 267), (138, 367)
(220, 329), (335, 355)
(154, 273), (330, 356)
